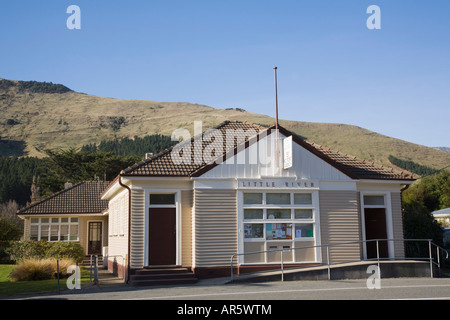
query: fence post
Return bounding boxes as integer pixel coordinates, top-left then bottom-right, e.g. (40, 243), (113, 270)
(57, 259), (60, 294)
(94, 255), (98, 285)
(281, 250), (284, 282)
(230, 255), (234, 283)
(90, 255), (93, 283)
(376, 240), (381, 278)
(437, 246), (441, 271)
(327, 246), (331, 280)
(429, 240), (433, 278)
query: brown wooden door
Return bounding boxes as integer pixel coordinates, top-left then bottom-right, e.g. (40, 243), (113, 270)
(149, 208), (176, 265)
(88, 221), (102, 255)
(364, 208), (389, 259)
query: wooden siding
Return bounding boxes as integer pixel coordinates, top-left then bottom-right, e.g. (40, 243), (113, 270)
(319, 190), (361, 263)
(391, 192), (405, 259)
(199, 133), (351, 181)
(107, 189), (129, 268)
(130, 188), (145, 269)
(181, 189), (193, 266)
(194, 189), (237, 267)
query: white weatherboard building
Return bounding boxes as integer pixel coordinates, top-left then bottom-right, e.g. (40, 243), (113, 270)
(101, 121), (415, 281)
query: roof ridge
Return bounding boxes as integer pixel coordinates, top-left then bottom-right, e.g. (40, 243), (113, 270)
(121, 120), (265, 175)
(18, 181), (111, 215)
(18, 181), (86, 214)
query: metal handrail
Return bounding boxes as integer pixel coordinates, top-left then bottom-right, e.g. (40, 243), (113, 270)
(230, 238), (450, 283)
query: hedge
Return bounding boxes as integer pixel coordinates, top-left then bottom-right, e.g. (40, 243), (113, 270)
(5, 240), (85, 262)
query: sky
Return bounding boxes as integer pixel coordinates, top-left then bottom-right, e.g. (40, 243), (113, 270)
(0, 0), (449, 148)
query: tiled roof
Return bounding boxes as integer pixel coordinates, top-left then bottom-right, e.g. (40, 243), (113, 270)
(305, 141), (414, 180)
(121, 121), (265, 176)
(120, 121), (414, 181)
(18, 181), (111, 215)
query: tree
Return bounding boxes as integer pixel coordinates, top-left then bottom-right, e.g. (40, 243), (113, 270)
(403, 171), (450, 212)
(403, 200), (443, 245)
(402, 171), (449, 254)
(0, 200), (23, 240)
(38, 148), (140, 197)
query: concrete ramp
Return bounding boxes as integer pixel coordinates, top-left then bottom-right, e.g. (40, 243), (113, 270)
(231, 261), (431, 283)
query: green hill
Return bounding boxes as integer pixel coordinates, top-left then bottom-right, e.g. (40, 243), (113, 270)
(1, 78), (449, 172)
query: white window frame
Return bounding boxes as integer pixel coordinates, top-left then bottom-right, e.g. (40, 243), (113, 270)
(144, 190), (181, 266)
(360, 192), (394, 259)
(238, 190), (321, 265)
(30, 217), (79, 242)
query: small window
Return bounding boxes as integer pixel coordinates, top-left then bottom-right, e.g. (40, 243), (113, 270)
(295, 209), (313, 220)
(364, 195), (385, 206)
(294, 193), (312, 205)
(295, 224), (314, 238)
(150, 194), (175, 205)
(244, 193), (263, 205)
(31, 218), (39, 224)
(30, 225), (39, 240)
(69, 225), (78, 241)
(51, 218), (59, 223)
(266, 193), (290, 205)
(244, 209), (263, 220)
(266, 223), (292, 240)
(267, 209), (291, 220)
(60, 225), (69, 241)
(40, 225), (49, 241)
(244, 224), (264, 239)
(50, 225), (59, 241)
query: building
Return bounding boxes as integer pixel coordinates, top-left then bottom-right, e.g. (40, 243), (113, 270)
(18, 181), (110, 257)
(432, 207), (450, 227)
(101, 121), (415, 279)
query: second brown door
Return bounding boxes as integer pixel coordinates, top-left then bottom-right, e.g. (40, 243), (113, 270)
(149, 208), (176, 265)
(364, 208), (389, 259)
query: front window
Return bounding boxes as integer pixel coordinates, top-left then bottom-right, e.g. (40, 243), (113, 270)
(150, 194), (176, 205)
(242, 191), (318, 264)
(30, 217), (79, 242)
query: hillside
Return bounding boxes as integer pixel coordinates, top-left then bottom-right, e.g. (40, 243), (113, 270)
(435, 147), (450, 154)
(1, 78), (449, 172)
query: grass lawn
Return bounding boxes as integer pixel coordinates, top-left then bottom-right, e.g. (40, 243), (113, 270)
(0, 264), (91, 297)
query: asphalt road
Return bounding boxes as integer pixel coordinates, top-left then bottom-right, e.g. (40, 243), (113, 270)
(4, 277), (450, 301)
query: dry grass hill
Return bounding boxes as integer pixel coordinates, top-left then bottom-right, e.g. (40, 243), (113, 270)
(1, 78), (449, 172)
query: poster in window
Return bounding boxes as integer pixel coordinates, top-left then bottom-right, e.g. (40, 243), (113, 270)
(267, 223), (292, 240)
(244, 225), (252, 237)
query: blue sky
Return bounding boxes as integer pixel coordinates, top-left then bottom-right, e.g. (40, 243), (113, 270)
(1, 1), (449, 148)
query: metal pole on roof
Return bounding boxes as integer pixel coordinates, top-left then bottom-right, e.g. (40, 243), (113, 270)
(274, 67), (280, 170)
(274, 67), (279, 129)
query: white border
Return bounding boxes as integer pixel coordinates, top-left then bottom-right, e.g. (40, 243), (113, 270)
(144, 189), (181, 266)
(359, 191), (394, 259)
(237, 189), (322, 265)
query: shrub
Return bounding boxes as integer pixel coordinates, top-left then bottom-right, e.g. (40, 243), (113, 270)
(9, 259), (53, 281)
(6, 241), (84, 262)
(45, 242), (85, 262)
(9, 258), (75, 282)
(6, 240), (51, 261)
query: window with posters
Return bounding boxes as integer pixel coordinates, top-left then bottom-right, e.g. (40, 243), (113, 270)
(242, 191), (318, 264)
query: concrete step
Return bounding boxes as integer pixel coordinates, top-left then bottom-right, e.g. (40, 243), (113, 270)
(130, 266), (198, 286)
(130, 277), (198, 287)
